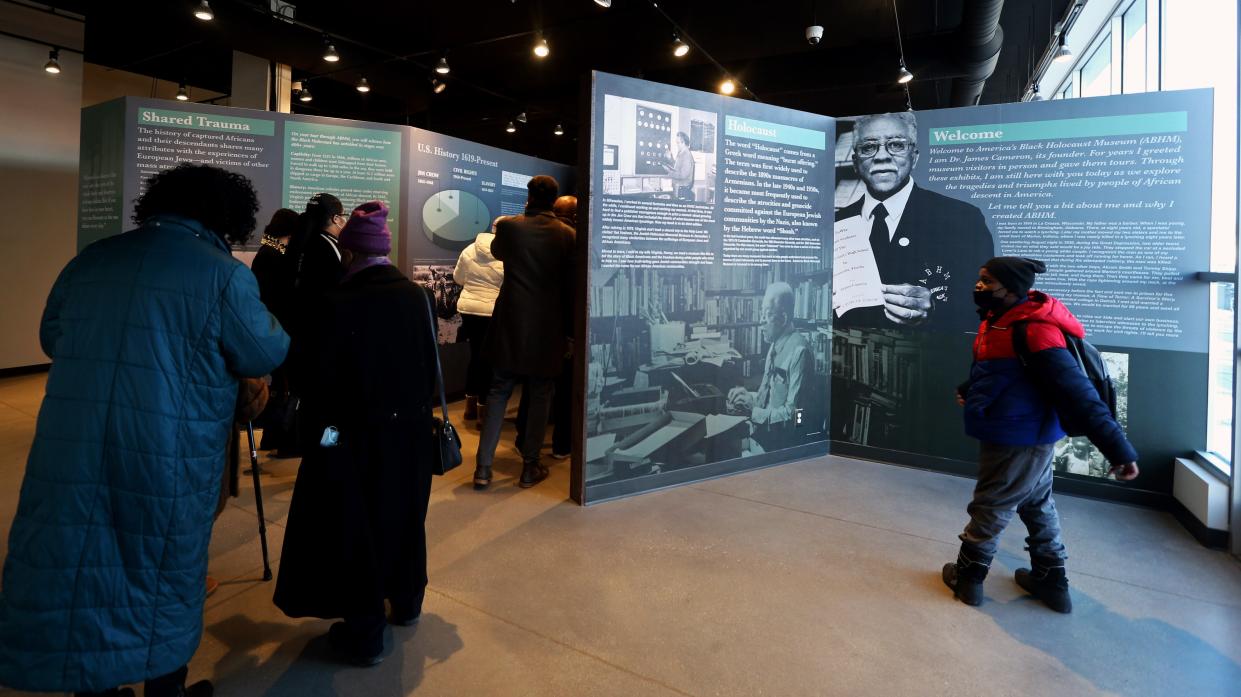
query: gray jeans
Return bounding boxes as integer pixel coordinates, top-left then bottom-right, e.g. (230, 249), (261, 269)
(476, 369), (555, 469)
(960, 442), (1067, 565)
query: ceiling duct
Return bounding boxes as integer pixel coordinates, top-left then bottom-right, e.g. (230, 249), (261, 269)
(949, 0), (1006, 106)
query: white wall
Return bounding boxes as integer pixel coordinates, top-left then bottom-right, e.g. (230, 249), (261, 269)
(0, 5), (84, 370)
(0, 4), (230, 370)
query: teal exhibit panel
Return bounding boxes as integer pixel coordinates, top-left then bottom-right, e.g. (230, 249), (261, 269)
(74, 98), (572, 347)
(830, 89), (1214, 501)
(581, 72), (835, 504)
(281, 119), (404, 258)
(404, 128), (573, 344)
(76, 97), (404, 256)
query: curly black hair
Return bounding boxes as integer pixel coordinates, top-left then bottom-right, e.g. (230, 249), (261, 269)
(132, 163), (260, 246)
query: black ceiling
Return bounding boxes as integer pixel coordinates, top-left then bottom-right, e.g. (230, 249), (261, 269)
(53, 0), (1070, 163)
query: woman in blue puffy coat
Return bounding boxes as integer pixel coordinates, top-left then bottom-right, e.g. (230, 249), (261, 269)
(0, 164), (289, 697)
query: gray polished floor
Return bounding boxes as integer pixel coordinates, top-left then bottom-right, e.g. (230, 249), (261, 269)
(1, 372), (1239, 696)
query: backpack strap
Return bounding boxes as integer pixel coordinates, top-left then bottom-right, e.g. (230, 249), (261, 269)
(1011, 320), (1031, 366)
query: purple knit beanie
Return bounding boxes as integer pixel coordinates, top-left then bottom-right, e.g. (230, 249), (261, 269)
(338, 200), (392, 255)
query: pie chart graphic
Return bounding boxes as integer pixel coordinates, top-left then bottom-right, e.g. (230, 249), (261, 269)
(422, 189), (490, 251)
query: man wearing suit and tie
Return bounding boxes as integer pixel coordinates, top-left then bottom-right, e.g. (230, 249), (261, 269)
(835, 112), (995, 332)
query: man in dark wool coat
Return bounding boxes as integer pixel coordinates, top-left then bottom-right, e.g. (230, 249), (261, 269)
(273, 200), (438, 667)
(473, 175), (576, 490)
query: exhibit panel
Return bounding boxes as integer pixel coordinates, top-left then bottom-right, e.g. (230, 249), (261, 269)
(405, 128), (573, 344)
(76, 97), (405, 259)
(580, 72), (835, 504)
(75, 97), (573, 352)
(831, 89), (1215, 498)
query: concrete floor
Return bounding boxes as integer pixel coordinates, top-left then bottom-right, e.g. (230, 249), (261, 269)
(1, 372), (1240, 696)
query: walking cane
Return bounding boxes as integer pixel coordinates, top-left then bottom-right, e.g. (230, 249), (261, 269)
(244, 421), (274, 582)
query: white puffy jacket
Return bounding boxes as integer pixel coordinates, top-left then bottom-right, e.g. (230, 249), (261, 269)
(453, 232), (504, 317)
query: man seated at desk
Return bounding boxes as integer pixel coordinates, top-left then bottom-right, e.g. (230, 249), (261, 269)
(727, 281), (812, 451)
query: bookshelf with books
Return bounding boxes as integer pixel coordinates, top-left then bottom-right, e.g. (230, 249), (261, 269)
(590, 268), (705, 319)
(831, 328), (922, 446)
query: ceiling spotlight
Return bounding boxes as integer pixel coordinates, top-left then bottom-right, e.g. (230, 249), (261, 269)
(323, 41), (340, 63)
(356, 77), (371, 93)
(897, 61), (914, 84)
(719, 77), (736, 95)
(1030, 84), (1045, 101)
(299, 84), (313, 102)
(516, 111), (528, 124)
(554, 123), (565, 136)
(672, 36), (690, 58)
(435, 55), (450, 74)
(43, 48), (61, 74)
(431, 77), (447, 94)
(593, 0), (611, 6)
(193, 0), (214, 21)
(505, 121), (517, 133)
(1053, 34), (1073, 63)
(533, 36), (550, 58)
(176, 82), (189, 100)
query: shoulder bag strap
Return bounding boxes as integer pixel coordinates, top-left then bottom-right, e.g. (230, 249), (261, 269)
(424, 290), (451, 423)
(1011, 320), (1031, 366)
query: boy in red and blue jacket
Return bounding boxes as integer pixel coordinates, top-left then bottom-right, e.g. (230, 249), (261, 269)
(943, 257), (1139, 613)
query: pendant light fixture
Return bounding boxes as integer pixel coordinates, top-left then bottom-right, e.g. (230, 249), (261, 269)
(43, 48), (61, 74)
(516, 112), (528, 124)
(719, 77), (736, 95)
(505, 121), (517, 133)
(435, 55), (450, 74)
(672, 35), (690, 58)
(533, 35), (550, 58)
(554, 123), (565, 136)
(322, 38), (340, 63)
(193, 1), (214, 21)
(1053, 32), (1073, 63)
(176, 82), (189, 101)
(892, 0), (913, 85)
(431, 77), (447, 94)
(298, 81), (313, 102)
(356, 77), (371, 93)
(897, 61), (913, 84)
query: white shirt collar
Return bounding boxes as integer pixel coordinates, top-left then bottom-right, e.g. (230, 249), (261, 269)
(861, 178), (914, 242)
(320, 231), (342, 262)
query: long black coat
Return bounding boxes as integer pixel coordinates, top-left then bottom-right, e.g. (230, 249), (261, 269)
(486, 208), (576, 378)
(273, 264), (438, 620)
(251, 243), (295, 332)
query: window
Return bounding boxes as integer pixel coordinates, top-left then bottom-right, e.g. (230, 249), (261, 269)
(1079, 35), (1113, 97)
(1121, 0), (1147, 93)
(1044, 0), (1238, 468)
(1207, 283), (1234, 468)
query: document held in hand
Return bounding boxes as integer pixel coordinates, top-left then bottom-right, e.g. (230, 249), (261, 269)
(832, 214), (885, 317)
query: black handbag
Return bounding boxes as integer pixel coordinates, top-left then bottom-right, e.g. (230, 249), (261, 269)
(425, 291), (462, 475)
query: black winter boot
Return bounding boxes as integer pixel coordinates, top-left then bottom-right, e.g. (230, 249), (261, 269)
(942, 550), (990, 606)
(472, 466), (492, 490)
(463, 395), (478, 422)
(1015, 562), (1072, 613)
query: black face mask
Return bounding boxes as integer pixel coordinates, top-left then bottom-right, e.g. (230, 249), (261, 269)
(973, 289), (1006, 310)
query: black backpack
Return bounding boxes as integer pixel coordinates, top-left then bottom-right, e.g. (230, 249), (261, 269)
(1012, 321), (1117, 437)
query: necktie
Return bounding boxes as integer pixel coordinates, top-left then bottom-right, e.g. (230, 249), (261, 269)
(869, 202), (890, 247)
(756, 342), (777, 408)
(868, 203), (891, 289)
